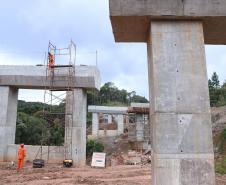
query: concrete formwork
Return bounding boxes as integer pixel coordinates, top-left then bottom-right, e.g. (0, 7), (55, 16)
(109, 0), (219, 184)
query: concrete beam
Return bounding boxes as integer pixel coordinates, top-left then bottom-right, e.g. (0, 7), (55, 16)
(0, 65), (100, 90)
(130, 103), (149, 108)
(88, 105), (128, 114)
(109, 0), (226, 44)
(0, 87), (18, 161)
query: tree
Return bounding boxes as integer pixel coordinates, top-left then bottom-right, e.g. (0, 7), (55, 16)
(131, 95), (149, 103)
(211, 72), (220, 88)
(86, 139), (104, 157)
(222, 81), (226, 89)
(16, 82), (150, 145)
(208, 72), (226, 107)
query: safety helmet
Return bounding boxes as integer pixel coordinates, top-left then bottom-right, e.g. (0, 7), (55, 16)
(20, 143), (24, 148)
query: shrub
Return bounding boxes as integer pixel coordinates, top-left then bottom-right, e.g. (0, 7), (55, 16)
(86, 139), (104, 157)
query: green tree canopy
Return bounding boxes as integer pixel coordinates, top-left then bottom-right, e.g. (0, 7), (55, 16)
(208, 72), (226, 107)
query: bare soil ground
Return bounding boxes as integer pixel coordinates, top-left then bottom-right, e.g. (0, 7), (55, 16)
(0, 164), (151, 185)
(0, 163), (225, 185)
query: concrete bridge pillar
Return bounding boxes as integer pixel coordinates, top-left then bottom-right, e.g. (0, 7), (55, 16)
(108, 0), (226, 183)
(92, 113), (99, 137)
(117, 114), (124, 135)
(72, 89), (87, 167)
(108, 114), (112, 124)
(0, 86), (18, 161)
(148, 21), (215, 185)
(65, 89), (87, 167)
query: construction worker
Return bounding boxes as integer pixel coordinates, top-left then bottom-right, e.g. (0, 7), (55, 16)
(17, 144), (26, 171)
(48, 52), (55, 69)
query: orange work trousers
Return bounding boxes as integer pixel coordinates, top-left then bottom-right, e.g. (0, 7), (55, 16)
(17, 159), (24, 170)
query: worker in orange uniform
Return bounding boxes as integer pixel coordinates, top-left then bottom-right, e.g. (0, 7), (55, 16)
(17, 144), (26, 171)
(48, 52), (55, 69)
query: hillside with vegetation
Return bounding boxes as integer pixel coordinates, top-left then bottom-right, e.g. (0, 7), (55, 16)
(15, 82), (148, 145)
(15, 75), (226, 174)
(208, 72), (226, 174)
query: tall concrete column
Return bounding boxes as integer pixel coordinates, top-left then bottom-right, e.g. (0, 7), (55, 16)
(117, 114), (124, 135)
(148, 21), (215, 185)
(136, 114), (144, 142)
(108, 114), (112, 123)
(73, 89), (87, 166)
(65, 89), (87, 167)
(92, 113), (99, 137)
(0, 87), (18, 161)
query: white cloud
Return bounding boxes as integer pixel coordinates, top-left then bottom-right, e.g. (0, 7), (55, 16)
(113, 73), (149, 99)
(205, 45), (226, 84)
(0, 52), (45, 66)
(0, 1), (225, 103)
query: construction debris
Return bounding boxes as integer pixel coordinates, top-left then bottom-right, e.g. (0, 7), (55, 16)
(110, 150), (151, 166)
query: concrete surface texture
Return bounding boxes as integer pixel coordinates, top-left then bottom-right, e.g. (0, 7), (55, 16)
(110, 0), (226, 44)
(0, 87), (18, 161)
(109, 1), (216, 184)
(65, 89), (87, 167)
(148, 21), (215, 185)
(0, 65), (100, 90)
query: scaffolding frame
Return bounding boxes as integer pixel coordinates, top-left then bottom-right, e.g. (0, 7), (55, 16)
(35, 41), (76, 162)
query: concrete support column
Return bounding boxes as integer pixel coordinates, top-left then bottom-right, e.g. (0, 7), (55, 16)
(73, 89), (87, 167)
(136, 114), (144, 142)
(0, 87), (18, 161)
(92, 113), (99, 137)
(108, 114), (112, 123)
(148, 21), (215, 185)
(117, 114), (124, 135)
(65, 89), (87, 167)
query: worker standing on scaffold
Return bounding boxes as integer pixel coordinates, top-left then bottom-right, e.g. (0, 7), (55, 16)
(17, 144), (26, 171)
(48, 52), (55, 70)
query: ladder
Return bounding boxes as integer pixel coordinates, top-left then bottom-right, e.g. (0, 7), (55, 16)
(36, 41), (76, 163)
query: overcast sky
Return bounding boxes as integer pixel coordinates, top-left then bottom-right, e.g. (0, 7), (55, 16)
(0, 0), (225, 102)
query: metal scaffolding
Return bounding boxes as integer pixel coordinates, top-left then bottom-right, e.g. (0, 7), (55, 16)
(35, 41), (76, 162)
